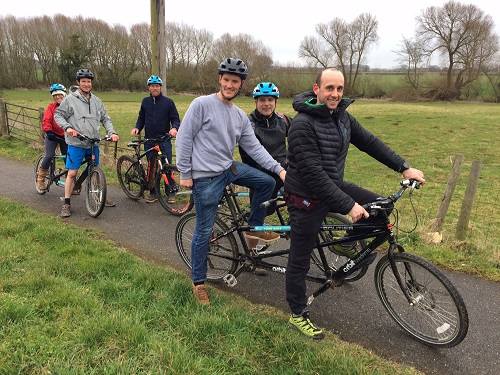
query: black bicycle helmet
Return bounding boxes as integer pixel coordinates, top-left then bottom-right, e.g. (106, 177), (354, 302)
(218, 58), (248, 80)
(76, 69), (94, 80)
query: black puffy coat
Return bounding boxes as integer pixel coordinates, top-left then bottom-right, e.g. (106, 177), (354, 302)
(284, 91), (405, 214)
(240, 110), (290, 171)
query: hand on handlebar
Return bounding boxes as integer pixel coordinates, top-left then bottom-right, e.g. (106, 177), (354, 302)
(169, 128), (178, 138)
(402, 167), (425, 185)
(348, 202), (370, 223)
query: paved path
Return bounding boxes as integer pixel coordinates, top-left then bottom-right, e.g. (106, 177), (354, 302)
(1, 156), (499, 375)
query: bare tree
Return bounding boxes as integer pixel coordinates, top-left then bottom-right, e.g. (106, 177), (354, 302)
(298, 35), (334, 68)
(1, 16), (38, 87)
(300, 13), (379, 93)
(416, 0), (499, 99)
(130, 23), (152, 82)
(395, 36), (429, 89)
(212, 33), (273, 86)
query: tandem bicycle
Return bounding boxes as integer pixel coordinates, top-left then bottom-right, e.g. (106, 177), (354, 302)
(175, 180), (469, 348)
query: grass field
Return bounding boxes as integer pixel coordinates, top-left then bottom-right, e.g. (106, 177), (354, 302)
(0, 197), (422, 374)
(1, 89), (499, 281)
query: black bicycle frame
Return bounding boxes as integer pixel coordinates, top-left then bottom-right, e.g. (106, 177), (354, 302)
(214, 184), (411, 304)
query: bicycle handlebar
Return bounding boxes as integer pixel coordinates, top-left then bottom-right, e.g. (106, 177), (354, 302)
(259, 180), (421, 211)
(76, 133), (112, 143)
(127, 134), (173, 147)
(361, 179), (421, 211)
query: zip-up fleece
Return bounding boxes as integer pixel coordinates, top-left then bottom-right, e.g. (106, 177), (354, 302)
(134, 92), (180, 139)
(54, 89), (116, 148)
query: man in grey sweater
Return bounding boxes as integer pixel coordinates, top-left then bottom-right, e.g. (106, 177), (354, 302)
(176, 58), (286, 305)
(55, 69), (119, 217)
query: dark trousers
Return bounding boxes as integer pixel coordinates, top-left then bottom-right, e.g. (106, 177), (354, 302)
(285, 182), (388, 315)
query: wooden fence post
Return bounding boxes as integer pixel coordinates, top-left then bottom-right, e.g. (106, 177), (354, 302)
(432, 154), (464, 232)
(0, 99), (8, 136)
(38, 107), (45, 142)
(455, 160), (482, 241)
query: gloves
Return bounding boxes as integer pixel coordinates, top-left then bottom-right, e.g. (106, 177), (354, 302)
(45, 131), (57, 141)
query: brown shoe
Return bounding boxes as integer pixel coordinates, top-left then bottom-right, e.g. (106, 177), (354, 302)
(60, 204), (71, 218)
(245, 231), (280, 243)
(105, 198), (116, 207)
(192, 283), (210, 305)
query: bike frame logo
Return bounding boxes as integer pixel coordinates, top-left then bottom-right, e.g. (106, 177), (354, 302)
(343, 259), (356, 273)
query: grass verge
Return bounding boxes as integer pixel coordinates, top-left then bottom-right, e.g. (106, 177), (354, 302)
(0, 197), (421, 374)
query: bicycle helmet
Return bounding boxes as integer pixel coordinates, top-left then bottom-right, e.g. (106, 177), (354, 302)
(49, 83), (67, 97)
(147, 75), (163, 86)
(218, 58), (248, 80)
(253, 82), (279, 98)
(76, 69), (94, 80)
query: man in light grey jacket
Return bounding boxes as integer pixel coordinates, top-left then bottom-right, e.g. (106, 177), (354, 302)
(54, 69), (119, 217)
(176, 58), (286, 305)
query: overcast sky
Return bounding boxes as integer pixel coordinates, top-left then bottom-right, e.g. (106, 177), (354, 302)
(2, 0), (499, 68)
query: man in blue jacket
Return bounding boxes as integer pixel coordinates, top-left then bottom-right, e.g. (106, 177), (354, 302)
(131, 76), (181, 203)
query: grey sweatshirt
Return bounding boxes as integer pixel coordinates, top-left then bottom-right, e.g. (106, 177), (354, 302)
(54, 89), (116, 148)
(176, 93), (284, 180)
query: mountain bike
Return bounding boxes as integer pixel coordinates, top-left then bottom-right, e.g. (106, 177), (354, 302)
(116, 134), (193, 216)
(175, 180), (469, 348)
(34, 133), (110, 218)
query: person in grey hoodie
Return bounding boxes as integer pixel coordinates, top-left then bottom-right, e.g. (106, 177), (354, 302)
(54, 69), (119, 218)
(175, 58), (286, 305)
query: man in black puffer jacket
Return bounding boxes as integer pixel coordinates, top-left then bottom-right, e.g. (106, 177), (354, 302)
(284, 68), (426, 340)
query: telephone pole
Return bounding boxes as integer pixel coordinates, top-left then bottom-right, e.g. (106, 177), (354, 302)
(150, 0), (166, 86)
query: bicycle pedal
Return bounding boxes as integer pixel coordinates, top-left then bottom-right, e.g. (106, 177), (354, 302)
(223, 274), (237, 287)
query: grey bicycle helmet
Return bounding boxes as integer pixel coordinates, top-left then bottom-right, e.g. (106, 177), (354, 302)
(218, 58), (248, 80)
(253, 82), (279, 98)
(76, 69), (94, 80)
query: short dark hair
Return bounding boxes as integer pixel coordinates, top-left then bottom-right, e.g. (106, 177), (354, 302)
(315, 67), (340, 86)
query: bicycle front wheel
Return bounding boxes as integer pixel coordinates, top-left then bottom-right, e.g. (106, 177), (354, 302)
(117, 155), (143, 200)
(311, 212), (368, 282)
(156, 164), (194, 216)
(85, 166), (107, 218)
(374, 252), (469, 348)
(175, 212), (239, 282)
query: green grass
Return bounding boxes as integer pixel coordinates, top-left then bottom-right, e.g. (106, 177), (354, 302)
(1, 90), (499, 281)
(0, 197), (422, 374)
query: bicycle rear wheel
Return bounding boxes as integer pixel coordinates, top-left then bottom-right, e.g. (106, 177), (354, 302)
(374, 252), (469, 347)
(156, 164), (194, 216)
(175, 212), (239, 282)
(85, 166), (107, 218)
(34, 154), (51, 194)
(311, 212), (368, 282)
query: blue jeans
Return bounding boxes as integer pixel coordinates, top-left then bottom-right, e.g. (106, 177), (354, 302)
(190, 161), (276, 283)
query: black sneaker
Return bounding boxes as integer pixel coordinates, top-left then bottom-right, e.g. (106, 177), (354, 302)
(288, 311), (325, 340)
